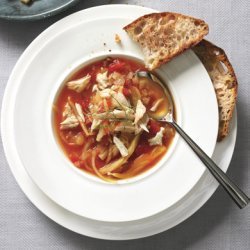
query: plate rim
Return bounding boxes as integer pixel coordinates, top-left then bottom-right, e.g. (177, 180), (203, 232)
(1, 4), (237, 240)
(7, 7), (218, 222)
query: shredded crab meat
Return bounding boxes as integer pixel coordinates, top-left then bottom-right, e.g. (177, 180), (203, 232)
(60, 103), (79, 130)
(148, 127), (165, 146)
(99, 90), (131, 109)
(111, 85), (120, 91)
(92, 84), (99, 92)
(91, 119), (101, 131)
(109, 72), (125, 86)
(75, 103), (85, 122)
(98, 147), (108, 160)
(113, 136), (129, 157)
(91, 150), (115, 183)
(62, 103), (73, 118)
(97, 144), (119, 162)
(115, 124), (136, 133)
(113, 92), (131, 107)
(99, 88), (116, 98)
(96, 127), (106, 142)
(68, 98), (90, 136)
(93, 109), (135, 120)
(137, 114), (149, 133)
(134, 100), (146, 124)
(99, 134), (140, 175)
(60, 116), (79, 130)
(96, 71), (109, 89)
(66, 74), (91, 93)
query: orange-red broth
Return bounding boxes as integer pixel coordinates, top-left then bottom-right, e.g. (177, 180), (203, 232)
(53, 57), (175, 180)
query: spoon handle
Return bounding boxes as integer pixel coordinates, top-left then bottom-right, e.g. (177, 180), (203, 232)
(171, 120), (249, 209)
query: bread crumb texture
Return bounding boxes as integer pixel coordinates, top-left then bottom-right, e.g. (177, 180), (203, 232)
(124, 12), (208, 70)
(193, 40), (238, 141)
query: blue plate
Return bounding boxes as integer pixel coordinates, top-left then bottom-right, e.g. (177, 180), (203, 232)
(0, 0), (79, 21)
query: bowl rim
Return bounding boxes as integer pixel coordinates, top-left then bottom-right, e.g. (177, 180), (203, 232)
(50, 53), (182, 185)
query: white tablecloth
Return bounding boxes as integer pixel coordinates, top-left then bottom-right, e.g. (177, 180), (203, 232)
(0, 0), (249, 249)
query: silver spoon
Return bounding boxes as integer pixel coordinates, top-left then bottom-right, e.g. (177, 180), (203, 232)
(137, 71), (249, 209)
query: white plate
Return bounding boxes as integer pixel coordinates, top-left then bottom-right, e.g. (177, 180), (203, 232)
(1, 110), (237, 241)
(1, 5), (237, 240)
(2, 5), (218, 223)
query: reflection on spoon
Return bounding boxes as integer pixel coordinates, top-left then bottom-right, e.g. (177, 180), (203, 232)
(137, 71), (249, 209)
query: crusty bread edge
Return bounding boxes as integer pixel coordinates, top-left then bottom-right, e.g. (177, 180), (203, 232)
(194, 39), (238, 141)
(124, 12), (209, 70)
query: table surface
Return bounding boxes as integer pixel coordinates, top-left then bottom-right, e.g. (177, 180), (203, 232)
(0, 0), (249, 249)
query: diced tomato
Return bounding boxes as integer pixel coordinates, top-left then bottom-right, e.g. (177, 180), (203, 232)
(95, 156), (106, 169)
(122, 87), (130, 97)
(163, 135), (171, 146)
(106, 98), (112, 108)
(124, 78), (132, 88)
(102, 121), (110, 134)
(69, 153), (79, 163)
(76, 161), (87, 170)
(90, 66), (104, 81)
(149, 120), (161, 134)
(102, 57), (113, 67)
(98, 102), (105, 113)
(85, 115), (92, 125)
(135, 144), (152, 156)
(104, 127), (110, 134)
(81, 97), (90, 111)
(100, 136), (110, 146)
(108, 59), (126, 73)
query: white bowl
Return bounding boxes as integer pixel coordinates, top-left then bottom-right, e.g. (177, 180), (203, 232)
(51, 54), (181, 185)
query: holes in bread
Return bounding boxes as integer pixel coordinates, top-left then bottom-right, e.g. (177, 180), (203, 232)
(159, 18), (167, 25)
(164, 27), (174, 36)
(226, 80), (234, 89)
(190, 29), (196, 35)
(181, 31), (186, 37)
(206, 64), (214, 72)
(150, 25), (156, 32)
(134, 26), (142, 35)
(139, 21), (146, 28)
(172, 41), (177, 47)
(167, 14), (176, 22)
(139, 34), (145, 42)
(217, 61), (228, 75)
(194, 20), (201, 26)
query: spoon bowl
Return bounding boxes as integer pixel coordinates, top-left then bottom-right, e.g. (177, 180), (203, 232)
(136, 70), (249, 209)
(136, 71), (174, 121)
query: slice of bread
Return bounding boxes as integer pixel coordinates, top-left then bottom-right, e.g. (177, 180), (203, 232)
(124, 12), (209, 70)
(193, 40), (238, 141)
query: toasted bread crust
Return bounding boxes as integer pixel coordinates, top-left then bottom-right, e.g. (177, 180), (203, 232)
(193, 40), (238, 141)
(124, 12), (209, 70)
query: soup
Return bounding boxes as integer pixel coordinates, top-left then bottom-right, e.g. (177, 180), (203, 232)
(53, 57), (175, 182)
